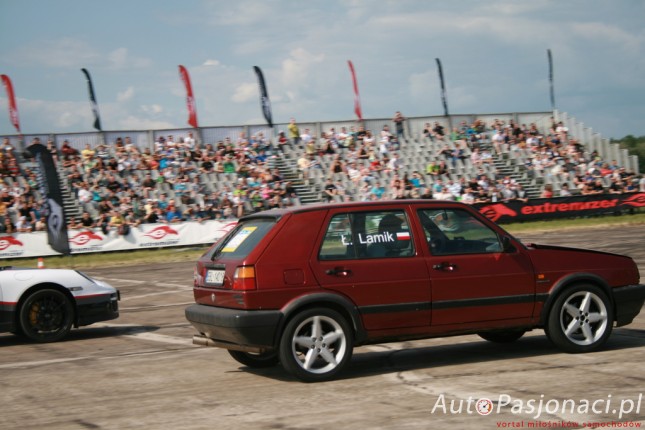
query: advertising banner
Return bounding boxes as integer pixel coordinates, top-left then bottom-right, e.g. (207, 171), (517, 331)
(81, 68), (102, 131)
(253, 66), (273, 128)
(475, 193), (645, 223)
(2, 194), (643, 260)
(1, 74), (21, 134)
(347, 60), (363, 122)
(0, 220), (237, 259)
(547, 49), (555, 110)
(27, 143), (71, 255)
(436, 58), (449, 117)
(178, 65), (199, 128)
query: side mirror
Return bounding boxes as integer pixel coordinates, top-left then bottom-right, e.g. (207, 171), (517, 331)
(501, 235), (516, 253)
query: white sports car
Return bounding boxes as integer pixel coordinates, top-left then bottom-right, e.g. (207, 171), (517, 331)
(0, 266), (119, 342)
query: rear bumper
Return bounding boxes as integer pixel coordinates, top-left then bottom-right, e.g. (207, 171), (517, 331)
(185, 304), (281, 350)
(613, 284), (645, 327)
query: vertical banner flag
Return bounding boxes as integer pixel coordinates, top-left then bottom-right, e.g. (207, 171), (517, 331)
(547, 49), (555, 110)
(1, 74), (21, 134)
(178, 65), (199, 128)
(80, 68), (102, 131)
(27, 143), (71, 255)
(347, 60), (363, 122)
(435, 58), (449, 117)
(253, 66), (273, 128)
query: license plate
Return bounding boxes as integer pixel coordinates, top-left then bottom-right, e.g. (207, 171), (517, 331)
(206, 270), (225, 285)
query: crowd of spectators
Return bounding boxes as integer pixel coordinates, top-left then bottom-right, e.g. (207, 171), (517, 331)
(0, 131), (301, 234)
(486, 118), (645, 198)
(0, 137), (48, 234)
(57, 130), (305, 235)
(299, 116), (644, 205)
(1, 115), (644, 235)
(297, 117), (531, 205)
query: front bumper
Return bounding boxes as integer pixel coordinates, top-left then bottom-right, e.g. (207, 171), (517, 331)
(613, 284), (645, 326)
(76, 291), (120, 327)
(185, 304), (281, 350)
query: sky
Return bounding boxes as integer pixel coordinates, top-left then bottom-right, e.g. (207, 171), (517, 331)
(0, 0), (644, 139)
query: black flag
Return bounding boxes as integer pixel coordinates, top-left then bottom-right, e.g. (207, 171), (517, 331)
(81, 68), (102, 131)
(435, 58), (449, 117)
(547, 49), (555, 110)
(253, 66), (273, 128)
(27, 143), (70, 255)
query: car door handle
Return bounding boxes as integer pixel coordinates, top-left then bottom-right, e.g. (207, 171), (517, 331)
(326, 267), (352, 277)
(433, 262), (457, 271)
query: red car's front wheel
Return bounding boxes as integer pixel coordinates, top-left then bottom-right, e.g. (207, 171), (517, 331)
(546, 284), (613, 353)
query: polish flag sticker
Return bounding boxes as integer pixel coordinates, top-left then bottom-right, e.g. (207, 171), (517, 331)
(396, 232), (410, 240)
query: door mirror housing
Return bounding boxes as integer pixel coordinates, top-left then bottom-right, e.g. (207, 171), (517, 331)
(501, 235), (516, 253)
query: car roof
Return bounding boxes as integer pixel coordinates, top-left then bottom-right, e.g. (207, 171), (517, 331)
(240, 199), (474, 221)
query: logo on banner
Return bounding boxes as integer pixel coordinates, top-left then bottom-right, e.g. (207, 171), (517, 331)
(9, 106), (19, 127)
(621, 193), (645, 208)
(0, 236), (23, 251)
(261, 96), (271, 121)
(187, 96), (196, 117)
(139, 225), (180, 248)
(479, 204), (517, 222)
(0, 236), (25, 257)
(69, 231), (104, 246)
(143, 226), (179, 240)
(478, 192), (645, 222)
(68, 230), (104, 252)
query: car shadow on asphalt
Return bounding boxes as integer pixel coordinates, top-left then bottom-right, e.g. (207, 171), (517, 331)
(0, 324), (162, 346)
(239, 327), (645, 382)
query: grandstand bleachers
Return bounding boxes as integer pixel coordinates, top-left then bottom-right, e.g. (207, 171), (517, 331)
(1, 110), (642, 233)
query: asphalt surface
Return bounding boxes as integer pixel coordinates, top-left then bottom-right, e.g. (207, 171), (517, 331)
(1, 225), (644, 429)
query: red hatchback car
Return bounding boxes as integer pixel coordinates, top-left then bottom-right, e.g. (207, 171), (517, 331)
(185, 200), (645, 382)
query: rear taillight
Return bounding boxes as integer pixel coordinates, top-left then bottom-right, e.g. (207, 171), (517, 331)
(194, 264), (204, 287)
(233, 266), (256, 290)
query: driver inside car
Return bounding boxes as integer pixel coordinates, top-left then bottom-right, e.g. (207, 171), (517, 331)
(366, 214), (411, 258)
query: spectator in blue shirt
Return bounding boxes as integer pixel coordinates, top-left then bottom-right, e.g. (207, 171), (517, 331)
(165, 202), (183, 223)
(370, 182), (385, 200)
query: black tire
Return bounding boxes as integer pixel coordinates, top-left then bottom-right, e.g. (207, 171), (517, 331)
(478, 330), (525, 343)
(228, 350), (279, 368)
(279, 308), (353, 382)
(19, 289), (74, 343)
(545, 284), (613, 353)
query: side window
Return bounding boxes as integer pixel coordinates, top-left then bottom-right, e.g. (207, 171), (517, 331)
(319, 210), (414, 260)
(417, 208), (502, 256)
(319, 214), (355, 260)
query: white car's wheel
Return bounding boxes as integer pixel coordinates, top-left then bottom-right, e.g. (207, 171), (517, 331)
(19, 289), (74, 343)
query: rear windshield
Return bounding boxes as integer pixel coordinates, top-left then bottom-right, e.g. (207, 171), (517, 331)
(206, 218), (276, 260)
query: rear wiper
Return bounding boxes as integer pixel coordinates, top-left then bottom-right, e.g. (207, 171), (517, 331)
(211, 242), (226, 260)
